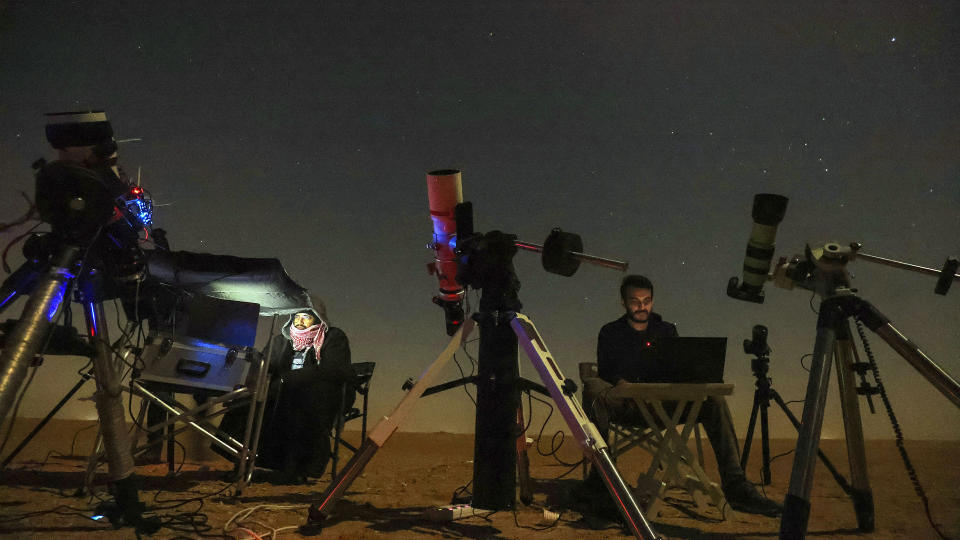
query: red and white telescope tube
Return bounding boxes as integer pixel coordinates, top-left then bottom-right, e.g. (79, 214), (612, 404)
(426, 169), (465, 308)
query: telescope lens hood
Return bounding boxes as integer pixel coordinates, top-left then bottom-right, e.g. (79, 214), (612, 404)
(752, 194), (789, 226)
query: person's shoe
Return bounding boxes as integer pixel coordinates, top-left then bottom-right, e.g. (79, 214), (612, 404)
(724, 481), (783, 517)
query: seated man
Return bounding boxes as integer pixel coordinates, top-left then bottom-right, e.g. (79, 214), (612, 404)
(583, 274), (781, 517)
(218, 300), (355, 483)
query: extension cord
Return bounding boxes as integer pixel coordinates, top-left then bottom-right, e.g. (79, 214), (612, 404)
(423, 504), (478, 521)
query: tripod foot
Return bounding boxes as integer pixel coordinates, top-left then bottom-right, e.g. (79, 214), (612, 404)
(851, 488), (875, 532)
(780, 494), (810, 540)
(297, 504), (327, 536)
(112, 476), (161, 534)
(299, 504), (327, 536)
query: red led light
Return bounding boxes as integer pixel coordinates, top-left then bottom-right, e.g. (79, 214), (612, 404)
(131, 186), (143, 195)
(644, 341), (651, 347)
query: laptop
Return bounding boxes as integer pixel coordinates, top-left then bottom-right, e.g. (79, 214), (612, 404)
(172, 294), (260, 348)
(627, 337), (727, 384)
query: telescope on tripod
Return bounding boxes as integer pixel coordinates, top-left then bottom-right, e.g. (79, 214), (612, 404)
(305, 170), (662, 540)
(727, 193), (960, 540)
(0, 111), (157, 532)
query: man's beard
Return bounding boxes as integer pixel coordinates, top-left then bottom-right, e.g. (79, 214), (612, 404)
(627, 309), (649, 323)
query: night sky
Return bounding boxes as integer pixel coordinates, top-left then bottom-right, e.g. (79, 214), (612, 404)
(1, 2), (958, 441)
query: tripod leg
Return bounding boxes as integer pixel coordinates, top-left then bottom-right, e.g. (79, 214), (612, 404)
(760, 398), (771, 485)
(512, 313), (659, 540)
(305, 318), (475, 529)
(0, 258), (44, 314)
(1, 369), (93, 468)
(740, 392), (761, 472)
(80, 429), (105, 497)
(83, 300), (153, 531)
(781, 308), (839, 540)
(516, 405), (533, 505)
(0, 246), (78, 424)
(863, 307), (960, 409)
(769, 388), (852, 494)
(834, 322), (874, 532)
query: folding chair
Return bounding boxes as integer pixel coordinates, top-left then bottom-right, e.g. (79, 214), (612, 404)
(578, 362), (721, 516)
(330, 361), (376, 480)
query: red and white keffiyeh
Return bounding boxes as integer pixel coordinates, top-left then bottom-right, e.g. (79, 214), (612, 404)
(289, 321), (327, 359)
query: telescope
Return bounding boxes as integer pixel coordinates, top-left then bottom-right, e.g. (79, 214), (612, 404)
(727, 193), (960, 540)
(0, 111), (157, 533)
(426, 169), (628, 334)
(306, 169), (661, 540)
(726, 193), (788, 303)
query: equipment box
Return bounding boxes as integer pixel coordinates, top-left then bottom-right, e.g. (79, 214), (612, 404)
(138, 333), (256, 393)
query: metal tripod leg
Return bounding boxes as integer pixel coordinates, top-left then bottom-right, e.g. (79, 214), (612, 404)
(1, 368), (94, 469)
(81, 299), (150, 529)
(768, 388), (852, 494)
(833, 321), (874, 532)
(80, 430), (105, 496)
(305, 318), (476, 528)
(759, 395), (771, 484)
(512, 313), (659, 540)
(741, 387), (773, 485)
(741, 388), (763, 479)
(781, 307), (838, 540)
(0, 246), (79, 426)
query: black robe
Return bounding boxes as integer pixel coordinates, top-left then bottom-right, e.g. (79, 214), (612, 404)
(218, 326), (355, 477)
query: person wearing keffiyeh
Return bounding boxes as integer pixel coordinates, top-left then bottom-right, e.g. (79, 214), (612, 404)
(216, 301), (356, 484)
(287, 312), (327, 370)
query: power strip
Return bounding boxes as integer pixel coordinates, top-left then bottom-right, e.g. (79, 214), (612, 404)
(423, 504), (479, 521)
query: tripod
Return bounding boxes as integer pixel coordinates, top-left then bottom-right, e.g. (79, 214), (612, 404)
(0, 157), (159, 532)
(740, 326), (853, 494)
(0, 243), (154, 531)
(304, 225), (661, 540)
(768, 243), (960, 539)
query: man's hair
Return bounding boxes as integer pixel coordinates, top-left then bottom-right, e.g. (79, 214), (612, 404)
(620, 274), (654, 300)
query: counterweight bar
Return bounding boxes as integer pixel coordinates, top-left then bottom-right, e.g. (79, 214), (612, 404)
(514, 241), (629, 272)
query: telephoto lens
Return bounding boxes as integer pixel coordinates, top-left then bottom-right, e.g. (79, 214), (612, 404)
(728, 194), (789, 303)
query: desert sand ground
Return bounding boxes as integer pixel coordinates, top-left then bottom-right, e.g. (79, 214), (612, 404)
(0, 419), (958, 539)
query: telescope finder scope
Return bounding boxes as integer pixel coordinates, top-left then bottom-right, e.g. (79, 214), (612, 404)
(727, 193), (789, 304)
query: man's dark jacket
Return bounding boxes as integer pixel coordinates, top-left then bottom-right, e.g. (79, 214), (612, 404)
(596, 312), (678, 385)
(217, 314), (355, 476)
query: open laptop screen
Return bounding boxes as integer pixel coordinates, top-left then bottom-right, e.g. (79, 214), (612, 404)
(628, 337), (727, 383)
(174, 294), (260, 347)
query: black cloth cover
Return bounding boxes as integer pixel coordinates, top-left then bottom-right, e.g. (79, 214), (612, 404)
(147, 250), (312, 316)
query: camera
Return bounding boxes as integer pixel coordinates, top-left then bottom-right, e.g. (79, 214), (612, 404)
(743, 324), (770, 357)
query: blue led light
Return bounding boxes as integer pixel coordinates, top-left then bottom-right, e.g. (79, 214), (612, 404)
(46, 283), (68, 321)
(125, 197), (153, 227)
